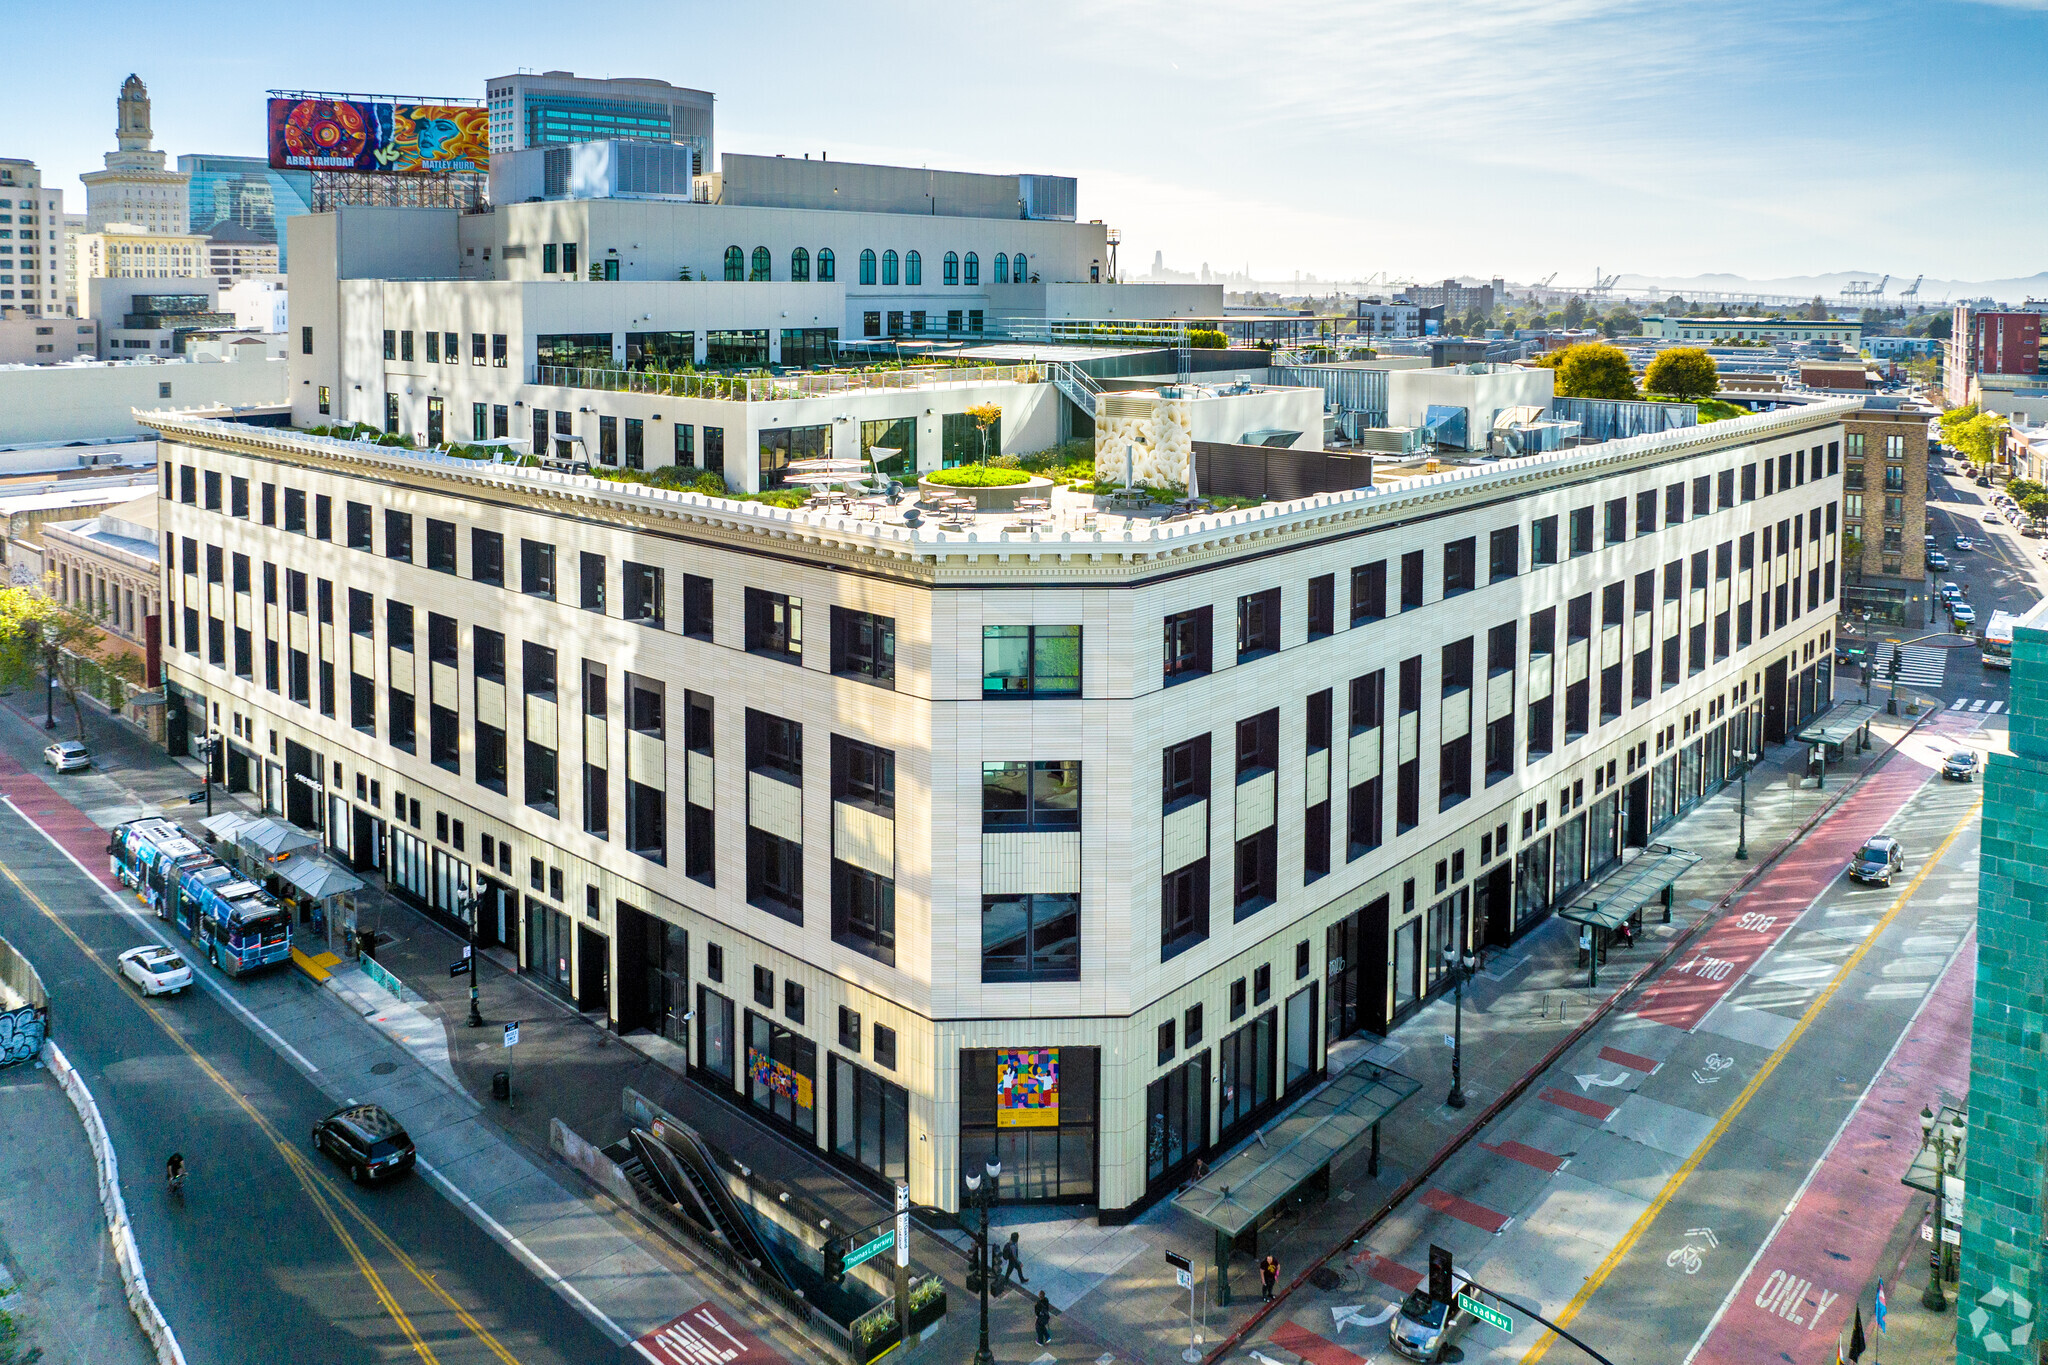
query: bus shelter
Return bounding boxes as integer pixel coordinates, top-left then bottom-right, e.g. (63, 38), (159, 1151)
(1796, 702), (1881, 785)
(1558, 843), (1703, 987)
(1172, 1063), (1419, 1304)
(269, 851), (366, 952)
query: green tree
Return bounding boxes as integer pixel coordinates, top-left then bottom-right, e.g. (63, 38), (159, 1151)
(1804, 295), (1829, 321)
(1643, 347), (1720, 400)
(1946, 410), (2009, 469)
(0, 583), (141, 741)
(1563, 296), (1587, 329)
(1546, 343), (1638, 400)
(966, 402), (1003, 465)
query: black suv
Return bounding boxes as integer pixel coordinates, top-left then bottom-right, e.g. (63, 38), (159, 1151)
(312, 1103), (417, 1184)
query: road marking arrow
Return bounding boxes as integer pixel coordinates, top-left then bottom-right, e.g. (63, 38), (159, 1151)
(1575, 1071), (1630, 1091)
(1332, 1303), (1398, 1333)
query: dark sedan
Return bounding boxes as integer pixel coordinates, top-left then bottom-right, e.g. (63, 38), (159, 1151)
(311, 1103), (417, 1184)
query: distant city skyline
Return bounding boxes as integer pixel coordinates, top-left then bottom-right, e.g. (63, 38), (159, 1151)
(4, 0), (2039, 284)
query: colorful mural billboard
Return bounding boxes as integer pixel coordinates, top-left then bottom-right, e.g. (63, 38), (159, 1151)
(996, 1048), (1058, 1128)
(267, 97), (489, 175)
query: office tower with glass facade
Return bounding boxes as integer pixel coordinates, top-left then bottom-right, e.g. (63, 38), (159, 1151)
(485, 71), (714, 176)
(180, 155), (313, 272)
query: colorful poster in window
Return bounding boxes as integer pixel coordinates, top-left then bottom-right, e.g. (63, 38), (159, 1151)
(748, 1046), (813, 1111)
(996, 1048), (1058, 1128)
(267, 97), (490, 175)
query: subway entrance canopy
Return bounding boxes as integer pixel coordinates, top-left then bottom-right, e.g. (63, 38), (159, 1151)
(1172, 1062), (1418, 1303)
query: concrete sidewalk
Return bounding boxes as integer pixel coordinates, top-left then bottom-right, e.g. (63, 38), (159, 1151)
(0, 1063), (155, 1365)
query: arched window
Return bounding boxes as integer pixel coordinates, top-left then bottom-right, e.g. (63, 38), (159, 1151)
(882, 250), (899, 286)
(818, 248), (835, 282)
(790, 247), (810, 282)
(943, 251), (960, 287)
(964, 252), (979, 286)
(994, 253), (1009, 285)
(1013, 253), (1029, 283)
(859, 249), (876, 286)
(723, 245), (744, 281)
(750, 246), (771, 281)
(905, 251), (922, 286)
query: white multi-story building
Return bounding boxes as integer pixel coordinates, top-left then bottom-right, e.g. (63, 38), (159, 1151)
(0, 314), (96, 364)
(61, 212), (86, 308)
(204, 221), (280, 282)
(148, 390), (1853, 1217)
(82, 76), (190, 235)
(75, 224), (208, 282)
(0, 158), (67, 316)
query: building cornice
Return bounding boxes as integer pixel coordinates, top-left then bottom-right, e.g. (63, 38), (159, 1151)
(143, 397), (1863, 588)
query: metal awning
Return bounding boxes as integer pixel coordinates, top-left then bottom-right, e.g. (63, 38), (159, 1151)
(1901, 1103), (1966, 1196)
(1797, 702), (1882, 747)
(272, 852), (364, 901)
(1558, 843), (1703, 932)
(199, 811), (255, 843)
(236, 817), (320, 862)
(1172, 1063), (1420, 1238)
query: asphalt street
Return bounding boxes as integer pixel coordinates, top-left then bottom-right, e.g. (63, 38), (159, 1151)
(0, 793), (624, 1365)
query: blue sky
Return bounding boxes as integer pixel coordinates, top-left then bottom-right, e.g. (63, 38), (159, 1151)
(7, 0), (2041, 285)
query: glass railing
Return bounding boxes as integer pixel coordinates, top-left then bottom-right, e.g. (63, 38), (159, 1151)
(532, 362), (1042, 402)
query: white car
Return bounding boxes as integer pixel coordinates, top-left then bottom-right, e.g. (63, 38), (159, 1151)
(43, 741), (89, 772)
(117, 944), (192, 996)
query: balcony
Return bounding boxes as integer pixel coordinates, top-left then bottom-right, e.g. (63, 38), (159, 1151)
(530, 361), (1040, 403)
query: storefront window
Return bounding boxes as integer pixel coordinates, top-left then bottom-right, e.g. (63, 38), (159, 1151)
(1283, 984), (1319, 1093)
(696, 985), (734, 1085)
(746, 1010), (816, 1138)
(1706, 724), (1726, 791)
(1653, 757), (1677, 830)
(1679, 740), (1703, 813)
(1146, 1051), (1210, 1188)
(1553, 814), (1587, 904)
(831, 1055), (909, 1187)
(1394, 917), (1420, 1014)
(1425, 891), (1468, 991)
(1217, 1010), (1275, 1136)
(1516, 835), (1553, 926)
(758, 425), (829, 490)
(1588, 794), (1619, 879)
(523, 896), (573, 999)
(959, 1048), (1098, 1203)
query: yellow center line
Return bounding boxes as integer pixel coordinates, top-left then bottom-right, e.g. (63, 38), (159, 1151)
(0, 855), (527, 1365)
(1520, 796), (1981, 1363)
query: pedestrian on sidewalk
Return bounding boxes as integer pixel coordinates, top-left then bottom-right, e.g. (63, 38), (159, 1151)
(1260, 1254), (1279, 1302)
(1035, 1290), (1052, 1346)
(1001, 1231), (1029, 1287)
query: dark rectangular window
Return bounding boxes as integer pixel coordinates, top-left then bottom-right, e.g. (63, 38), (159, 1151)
(261, 483), (275, 526)
(1605, 497), (1628, 546)
(1163, 607), (1213, 682)
(472, 529), (503, 585)
(385, 511), (412, 562)
(521, 540), (556, 598)
(1235, 709), (1279, 780)
(179, 465), (196, 504)
(523, 640), (556, 699)
(1237, 588), (1280, 660)
(1636, 488), (1658, 537)
(1442, 538), (1475, 596)
(230, 476), (248, 518)
(1693, 475), (1711, 518)
(1233, 826), (1277, 917)
(1718, 468), (1735, 508)
(475, 627), (505, 683)
(981, 892), (1078, 982)
(683, 575), (713, 640)
(314, 494), (331, 541)
(831, 607), (896, 686)
(1742, 463), (1757, 501)
(1162, 733), (1211, 811)
(982, 761), (1082, 831)
(1531, 515), (1558, 566)
(1161, 859), (1210, 958)
(623, 562), (663, 627)
(1569, 507), (1593, 556)
(427, 519), (457, 574)
(346, 502), (371, 550)
(746, 827), (803, 923)
(1665, 482), (1686, 526)
(1351, 560), (1386, 624)
(1489, 526), (1519, 583)
(203, 470), (221, 510)
(1307, 574), (1334, 639)
(580, 552), (606, 613)
(1401, 549), (1425, 608)
(387, 600), (414, 652)
(741, 588), (802, 662)
(284, 487), (306, 534)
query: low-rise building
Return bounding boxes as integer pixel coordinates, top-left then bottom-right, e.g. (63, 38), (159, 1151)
(0, 313), (97, 364)
(148, 395), (1851, 1217)
(42, 493), (159, 644)
(85, 277), (234, 357)
(1397, 277), (1501, 318)
(0, 354), (286, 444)
(74, 224), (210, 284)
(0, 471), (160, 584)
(204, 221), (280, 282)
(1643, 315), (1862, 348)
(1353, 298), (1420, 339)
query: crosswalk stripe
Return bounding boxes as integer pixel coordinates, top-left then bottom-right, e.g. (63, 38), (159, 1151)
(1886, 645), (1948, 688)
(1989, 701), (2005, 714)
(1951, 698), (1968, 710)
(1971, 699), (1987, 712)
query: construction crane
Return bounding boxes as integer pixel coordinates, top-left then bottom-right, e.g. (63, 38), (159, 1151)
(1899, 274), (1924, 304)
(1839, 274), (1890, 301)
(1584, 269), (1620, 299)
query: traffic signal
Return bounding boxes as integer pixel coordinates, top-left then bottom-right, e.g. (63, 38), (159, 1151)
(823, 1237), (846, 1284)
(1429, 1244), (1454, 1303)
(1888, 645), (1903, 681)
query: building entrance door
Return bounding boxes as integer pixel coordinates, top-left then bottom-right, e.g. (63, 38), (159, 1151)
(1624, 774), (1650, 848)
(1478, 863), (1514, 948)
(1764, 658), (1789, 743)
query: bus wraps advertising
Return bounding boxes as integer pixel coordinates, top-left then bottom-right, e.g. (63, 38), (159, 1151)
(266, 97), (489, 174)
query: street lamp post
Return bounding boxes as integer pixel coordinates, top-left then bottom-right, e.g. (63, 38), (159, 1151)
(1734, 745), (1751, 861)
(459, 885), (484, 1027)
(42, 626), (58, 730)
(1919, 1105), (1966, 1312)
(963, 1159), (1002, 1365)
(200, 731), (220, 816)
(1442, 944), (1477, 1109)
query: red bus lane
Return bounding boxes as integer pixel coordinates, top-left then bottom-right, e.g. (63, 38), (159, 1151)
(1687, 933), (1975, 1364)
(1631, 756), (1933, 1031)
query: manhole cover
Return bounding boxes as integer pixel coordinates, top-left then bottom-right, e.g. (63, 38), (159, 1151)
(370, 1061), (398, 1075)
(1309, 1266), (1342, 1291)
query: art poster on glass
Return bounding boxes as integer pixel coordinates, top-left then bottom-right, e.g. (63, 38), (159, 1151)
(996, 1047), (1058, 1128)
(748, 1046), (813, 1111)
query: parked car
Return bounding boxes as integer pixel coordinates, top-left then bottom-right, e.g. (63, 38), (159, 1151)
(1390, 1290), (1474, 1363)
(1952, 602), (1977, 625)
(311, 1104), (417, 1184)
(42, 740), (89, 772)
(1928, 551), (1949, 571)
(1943, 751), (1980, 782)
(1940, 581), (1964, 603)
(1848, 836), (1906, 886)
(1955, 536), (1976, 551)
(117, 944), (192, 996)
(1977, 474), (1994, 487)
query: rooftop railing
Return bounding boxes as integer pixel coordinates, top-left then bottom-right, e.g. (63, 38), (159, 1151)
(530, 362), (1043, 402)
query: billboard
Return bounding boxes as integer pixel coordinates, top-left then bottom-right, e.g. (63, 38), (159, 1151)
(267, 97), (489, 174)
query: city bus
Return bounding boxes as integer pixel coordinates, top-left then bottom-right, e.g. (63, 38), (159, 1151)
(109, 819), (214, 920)
(174, 861), (292, 976)
(1984, 610), (2023, 669)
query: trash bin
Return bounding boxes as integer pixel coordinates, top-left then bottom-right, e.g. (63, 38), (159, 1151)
(492, 1070), (510, 1102)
